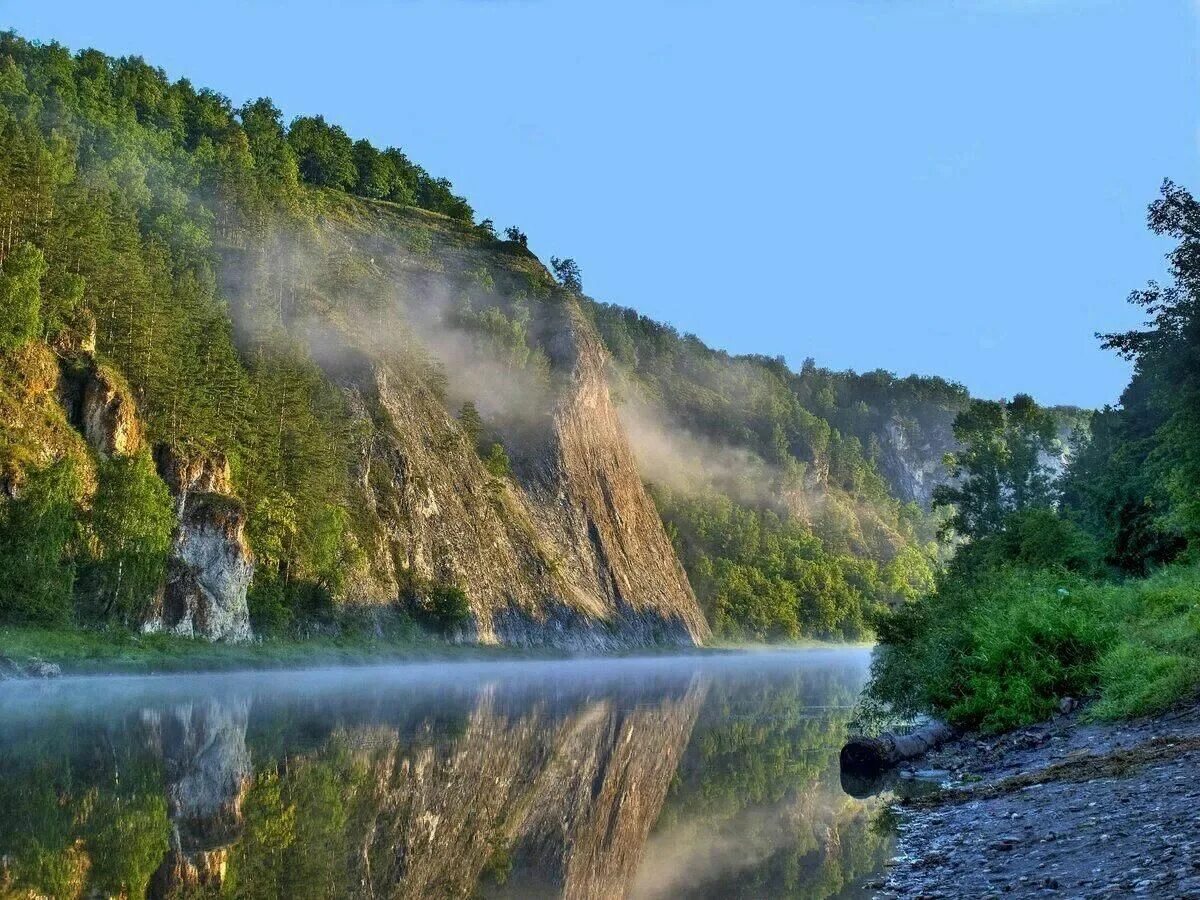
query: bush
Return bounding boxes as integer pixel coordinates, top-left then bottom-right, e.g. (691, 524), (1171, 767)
(85, 451), (175, 624)
(870, 567), (1114, 732)
(405, 580), (471, 636)
(0, 459), (82, 624)
(870, 562), (1200, 732)
(483, 443), (511, 479)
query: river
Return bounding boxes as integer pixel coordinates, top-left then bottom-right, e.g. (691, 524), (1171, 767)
(0, 648), (890, 898)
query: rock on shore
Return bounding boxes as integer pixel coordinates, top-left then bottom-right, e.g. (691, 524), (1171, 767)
(876, 702), (1200, 898)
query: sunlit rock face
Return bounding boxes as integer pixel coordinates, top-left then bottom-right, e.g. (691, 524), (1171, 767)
(148, 698), (253, 898)
(80, 363), (144, 459)
(149, 448), (253, 643)
(351, 299), (709, 650)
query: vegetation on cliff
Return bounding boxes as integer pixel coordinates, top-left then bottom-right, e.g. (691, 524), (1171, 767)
(868, 182), (1200, 731)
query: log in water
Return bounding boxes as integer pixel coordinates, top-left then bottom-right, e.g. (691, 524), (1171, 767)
(840, 721), (955, 776)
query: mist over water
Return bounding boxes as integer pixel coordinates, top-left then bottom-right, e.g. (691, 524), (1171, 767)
(0, 650), (890, 898)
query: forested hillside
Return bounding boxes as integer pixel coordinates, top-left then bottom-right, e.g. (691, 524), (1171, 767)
(0, 30), (1069, 648)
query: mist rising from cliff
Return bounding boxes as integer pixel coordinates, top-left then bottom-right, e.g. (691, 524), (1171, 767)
(617, 397), (790, 506)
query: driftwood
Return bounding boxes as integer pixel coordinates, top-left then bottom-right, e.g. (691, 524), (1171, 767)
(840, 721), (955, 777)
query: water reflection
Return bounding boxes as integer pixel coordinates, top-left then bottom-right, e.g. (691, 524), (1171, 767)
(0, 651), (890, 898)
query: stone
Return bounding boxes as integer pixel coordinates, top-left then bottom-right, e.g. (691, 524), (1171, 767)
(156, 493), (253, 643)
(80, 364), (142, 458)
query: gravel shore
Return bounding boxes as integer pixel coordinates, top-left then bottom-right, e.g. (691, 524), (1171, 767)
(872, 701), (1200, 898)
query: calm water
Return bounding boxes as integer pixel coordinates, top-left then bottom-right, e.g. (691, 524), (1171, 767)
(0, 649), (892, 899)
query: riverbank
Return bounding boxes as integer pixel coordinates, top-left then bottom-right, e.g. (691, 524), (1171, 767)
(0, 625), (574, 676)
(874, 699), (1200, 898)
(0, 627), (821, 677)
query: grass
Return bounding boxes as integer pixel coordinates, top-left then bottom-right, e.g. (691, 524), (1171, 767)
(868, 563), (1200, 733)
(0, 623), (755, 677)
(0, 625), (553, 676)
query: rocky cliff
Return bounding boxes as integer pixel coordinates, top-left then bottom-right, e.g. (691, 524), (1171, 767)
(295, 200), (710, 649)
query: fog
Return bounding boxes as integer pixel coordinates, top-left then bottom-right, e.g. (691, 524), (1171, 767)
(0, 648), (872, 723)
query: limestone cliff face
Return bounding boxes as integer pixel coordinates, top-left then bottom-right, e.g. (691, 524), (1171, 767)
(348, 298), (708, 650)
(874, 414), (958, 508)
(79, 363), (143, 459)
(149, 449), (253, 643)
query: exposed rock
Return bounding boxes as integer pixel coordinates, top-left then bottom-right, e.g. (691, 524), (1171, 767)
(154, 444), (233, 513)
(79, 363), (142, 458)
(144, 448), (253, 643)
(0, 655), (61, 679)
(875, 415), (958, 508)
(878, 701), (1200, 898)
(154, 492), (253, 643)
(348, 299), (708, 650)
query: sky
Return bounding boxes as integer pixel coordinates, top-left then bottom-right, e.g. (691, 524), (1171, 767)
(3, 0), (1198, 408)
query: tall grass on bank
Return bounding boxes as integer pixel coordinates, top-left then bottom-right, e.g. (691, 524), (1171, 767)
(867, 564), (1200, 733)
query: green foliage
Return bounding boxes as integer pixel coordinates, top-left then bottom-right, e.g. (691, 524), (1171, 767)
(0, 459), (82, 625)
(870, 560), (1200, 732)
(406, 581), (471, 636)
(655, 485), (923, 641)
(458, 400), (483, 448)
(550, 255), (582, 293)
(482, 442), (511, 479)
(933, 394), (1060, 541)
(0, 241), (47, 350)
(870, 566), (1114, 732)
(84, 450), (175, 624)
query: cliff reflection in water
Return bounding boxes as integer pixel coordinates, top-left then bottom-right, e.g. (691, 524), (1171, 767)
(0, 651), (891, 899)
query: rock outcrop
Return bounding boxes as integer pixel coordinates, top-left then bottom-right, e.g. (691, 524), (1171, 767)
(874, 414), (958, 508)
(349, 298), (708, 650)
(79, 363), (143, 459)
(149, 448), (253, 643)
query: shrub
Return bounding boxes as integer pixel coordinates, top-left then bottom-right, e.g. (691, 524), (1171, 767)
(0, 459), (82, 624)
(870, 561), (1200, 732)
(403, 579), (471, 636)
(85, 451), (175, 624)
(483, 443), (511, 478)
(870, 567), (1114, 732)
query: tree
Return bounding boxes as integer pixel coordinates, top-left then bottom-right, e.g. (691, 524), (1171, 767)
(238, 97), (302, 207)
(351, 139), (392, 200)
(933, 394), (1059, 541)
(287, 115), (356, 190)
(503, 226), (528, 247)
(1095, 179), (1200, 545)
(483, 442), (511, 478)
(550, 256), (582, 293)
(88, 450), (175, 624)
(0, 459), (81, 624)
(458, 401), (483, 449)
(0, 241), (46, 351)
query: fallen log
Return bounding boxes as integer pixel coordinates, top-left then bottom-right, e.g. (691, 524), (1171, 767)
(840, 721), (955, 777)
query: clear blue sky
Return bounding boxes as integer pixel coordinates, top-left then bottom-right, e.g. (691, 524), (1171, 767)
(4, 1), (1198, 407)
